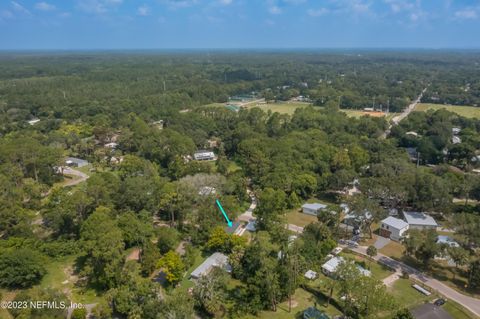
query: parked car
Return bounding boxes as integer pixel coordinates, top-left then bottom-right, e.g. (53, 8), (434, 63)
(434, 298), (446, 306)
(346, 240), (359, 248)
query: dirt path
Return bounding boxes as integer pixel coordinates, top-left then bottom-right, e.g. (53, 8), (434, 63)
(61, 167), (89, 187)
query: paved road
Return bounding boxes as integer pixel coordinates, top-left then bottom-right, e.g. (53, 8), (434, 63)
(350, 245), (480, 317)
(382, 87), (427, 138)
(62, 166), (89, 187)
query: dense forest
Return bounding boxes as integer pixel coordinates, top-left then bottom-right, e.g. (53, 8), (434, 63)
(1, 52), (480, 319)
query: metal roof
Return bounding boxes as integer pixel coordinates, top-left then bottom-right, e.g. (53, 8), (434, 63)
(381, 216), (409, 230)
(190, 252), (230, 279)
(302, 203), (327, 211)
(403, 211), (438, 227)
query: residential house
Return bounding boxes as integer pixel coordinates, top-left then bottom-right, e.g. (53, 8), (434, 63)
(194, 150), (216, 161)
(437, 235), (460, 248)
(403, 211), (438, 230)
(301, 203), (327, 216)
(65, 157), (89, 168)
(190, 252), (231, 279)
(303, 307), (330, 319)
(321, 256), (371, 277)
(379, 216), (409, 241)
(304, 270), (318, 280)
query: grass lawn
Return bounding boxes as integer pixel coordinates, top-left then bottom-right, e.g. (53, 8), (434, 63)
(379, 241), (406, 260)
(340, 109), (399, 121)
(443, 300), (478, 319)
(285, 209), (318, 227)
(415, 103), (480, 119)
(388, 278), (434, 309)
(40, 255), (105, 305)
(342, 252), (394, 281)
(255, 287), (342, 319)
(177, 248), (207, 293)
(0, 289), (15, 319)
(245, 102), (313, 115)
(201, 103), (226, 108)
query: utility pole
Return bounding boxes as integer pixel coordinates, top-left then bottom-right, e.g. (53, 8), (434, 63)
(163, 80), (166, 92)
(417, 152), (421, 168)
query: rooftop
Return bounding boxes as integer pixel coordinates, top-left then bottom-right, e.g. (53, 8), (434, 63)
(381, 216), (409, 230)
(403, 211), (438, 227)
(302, 203), (328, 211)
(437, 235), (460, 247)
(190, 252), (231, 279)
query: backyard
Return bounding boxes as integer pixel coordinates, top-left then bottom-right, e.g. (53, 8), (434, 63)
(416, 103), (480, 118)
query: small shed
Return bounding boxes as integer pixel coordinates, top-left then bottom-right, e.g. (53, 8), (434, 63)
(304, 270), (318, 280)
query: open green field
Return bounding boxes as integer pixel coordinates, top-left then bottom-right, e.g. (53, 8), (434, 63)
(416, 103), (480, 118)
(245, 102), (312, 115)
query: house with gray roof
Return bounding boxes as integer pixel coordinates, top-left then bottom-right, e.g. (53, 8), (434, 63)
(190, 252), (231, 279)
(379, 216), (409, 241)
(302, 203), (327, 216)
(403, 211), (438, 230)
(65, 157), (89, 168)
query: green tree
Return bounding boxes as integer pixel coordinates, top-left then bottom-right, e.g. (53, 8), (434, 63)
(80, 206), (125, 289)
(392, 308), (415, 319)
(140, 241), (161, 277)
(468, 259), (480, 290)
(448, 246), (469, 280)
(157, 251), (185, 285)
(193, 267), (229, 316)
(0, 249), (46, 288)
(71, 308), (87, 319)
(366, 245), (378, 270)
(157, 227), (179, 254)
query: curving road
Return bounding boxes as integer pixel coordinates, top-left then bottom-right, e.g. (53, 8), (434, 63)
(61, 166), (89, 187)
(350, 245), (480, 317)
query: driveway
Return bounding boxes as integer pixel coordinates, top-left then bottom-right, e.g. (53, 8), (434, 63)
(349, 245), (480, 317)
(374, 236), (391, 249)
(62, 166), (89, 187)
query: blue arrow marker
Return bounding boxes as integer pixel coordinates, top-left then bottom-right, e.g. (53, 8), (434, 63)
(216, 199), (233, 228)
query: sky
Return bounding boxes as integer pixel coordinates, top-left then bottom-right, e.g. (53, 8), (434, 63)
(1, 0), (480, 49)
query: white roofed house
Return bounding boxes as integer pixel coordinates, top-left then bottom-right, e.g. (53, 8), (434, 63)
(190, 252), (231, 279)
(194, 150), (216, 161)
(65, 157), (89, 168)
(301, 203), (328, 216)
(403, 211), (438, 230)
(321, 256), (371, 277)
(379, 216), (409, 241)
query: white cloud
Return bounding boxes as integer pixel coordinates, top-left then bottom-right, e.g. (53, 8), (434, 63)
(454, 9), (477, 20)
(137, 5), (150, 16)
(35, 2), (56, 11)
(218, 0), (233, 5)
(160, 0), (198, 9)
(269, 5), (282, 14)
(384, 0), (415, 13)
(77, 0), (123, 14)
(0, 10), (14, 20)
(307, 8), (328, 17)
(11, 1), (31, 15)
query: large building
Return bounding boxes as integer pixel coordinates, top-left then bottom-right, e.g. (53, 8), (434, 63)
(403, 211), (438, 230)
(379, 216), (409, 241)
(190, 252), (231, 279)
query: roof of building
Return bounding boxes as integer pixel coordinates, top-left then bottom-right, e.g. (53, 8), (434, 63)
(304, 270), (318, 280)
(302, 203), (328, 211)
(246, 220), (257, 232)
(322, 256), (344, 273)
(411, 303), (453, 319)
(225, 222), (241, 235)
(65, 157), (89, 165)
(437, 235), (460, 247)
(381, 216), (409, 230)
(403, 211), (438, 227)
(190, 252), (230, 279)
(303, 307), (330, 319)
